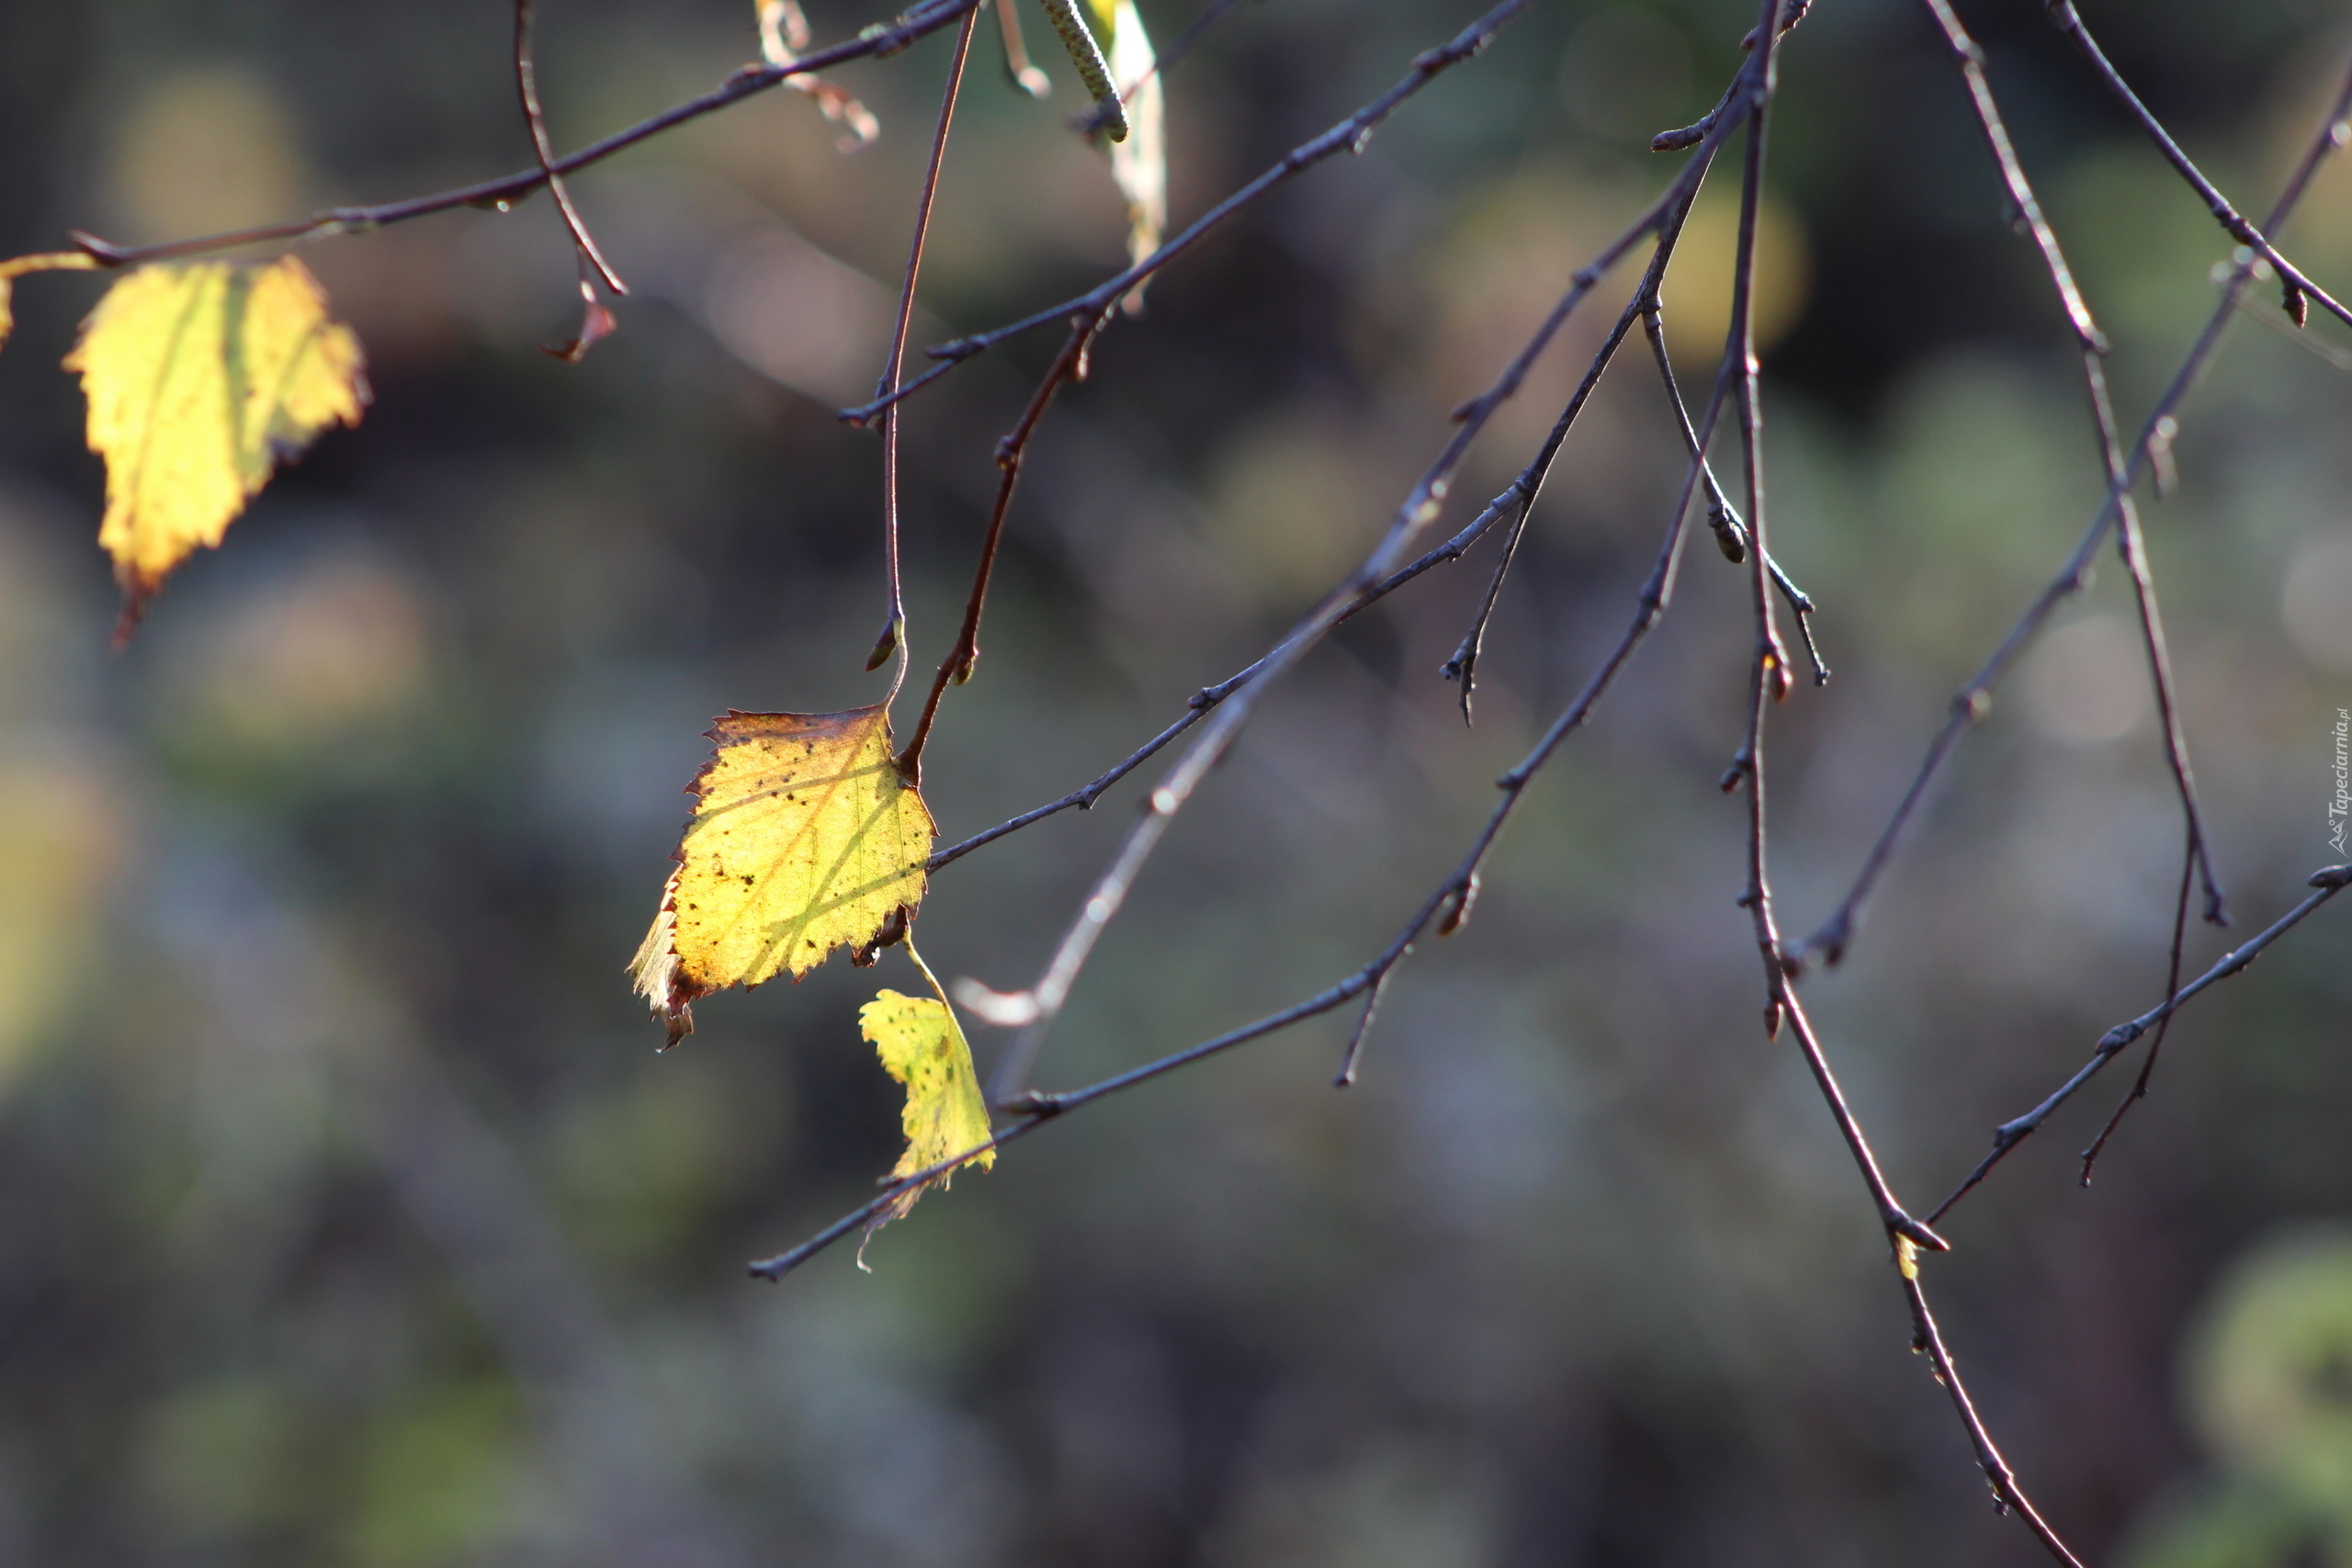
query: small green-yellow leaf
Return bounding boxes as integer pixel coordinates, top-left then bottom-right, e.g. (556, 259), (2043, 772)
(861, 965), (995, 1243)
(1090, 0), (1165, 306)
(63, 254), (368, 632)
(629, 705), (934, 1045)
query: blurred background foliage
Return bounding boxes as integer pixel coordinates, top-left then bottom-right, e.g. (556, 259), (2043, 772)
(0, 0), (2348, 1562)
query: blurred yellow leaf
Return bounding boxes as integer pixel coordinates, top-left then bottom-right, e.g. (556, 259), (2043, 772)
(0, 251), (99, 353)
(0, 749), (126, 1093)
(630, 705), (934, 1046)
(860, 952), (995, 1247)
(1091, 0), (1166, 305)
(63, 254), (368, 633)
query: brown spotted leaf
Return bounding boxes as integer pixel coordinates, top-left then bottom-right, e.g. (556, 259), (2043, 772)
(629, 705), (934, 1044)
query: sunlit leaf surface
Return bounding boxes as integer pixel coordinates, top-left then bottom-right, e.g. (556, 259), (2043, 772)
(630, 705), (933, 1045)
(64, 254), (368, 631)
(860, 970), (995, 1246)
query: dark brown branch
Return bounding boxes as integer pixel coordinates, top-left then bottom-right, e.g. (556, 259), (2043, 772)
(1722, 0), (1945, 1255)
(2045, 0), (2352, 333)
(1900, 1266), (2089, 1567)
(1439, 189), (1712, 723)
(2076, 829), (2197, 1182)
(1718, 5), (2075, 1552)
(922, 474), (1532, 874)
(514, 0), (627, 304)
(964, 70), (1757, 1105)
(866, 6), (982, 684)
(840, 0), (1540, 426)
(1929, 863), (2352, 1225)
(1909, 0), (2226, 938)
(68, 0), (988, 267)
(1918, 0), (2100, 350)
(1795, 50), (2352, 971)
(758, 220), (1771, 1281)
(898, 310), (1109, 782)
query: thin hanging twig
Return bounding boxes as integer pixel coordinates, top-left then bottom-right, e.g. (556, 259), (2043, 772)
(514, 0), (628, 362)
(866, 6), (983, 693)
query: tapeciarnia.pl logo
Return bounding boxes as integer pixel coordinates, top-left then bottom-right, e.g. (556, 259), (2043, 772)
(2330, 707), (2348, 856)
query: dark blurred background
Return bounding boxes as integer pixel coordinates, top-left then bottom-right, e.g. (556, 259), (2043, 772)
(2, 1), (2350, 1563)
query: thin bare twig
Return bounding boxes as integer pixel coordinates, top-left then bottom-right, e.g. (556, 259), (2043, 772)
(841, 0), (1542, 426)
(1905, 0), (2227, 946)
(2076, 830), (2197, 1182)
(67, 1), (989, 267)
(1899, 1264), (2088, 1568)
(1795, 49), (2352, 971)
(1713, 2), (2075, 1552)
(866, 6), (982, 688)
(899, 310), (1110, 782)
(961, 38), (1756, 1105)
(2045, 0), (2352, 333)
(1438, 188), (1713, 723)
(1637, 302), (1826, 684)
(922, 474), (1532, 874)
(1930, 864), (2351, 1224)
(1721, 0), (1946, 1258)
(514, 0), (628, 362)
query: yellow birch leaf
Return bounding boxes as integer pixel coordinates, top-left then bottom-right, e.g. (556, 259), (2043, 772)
(628, 705), (934, 1046)
(0, 251), (100, 354)
(1091, 0), (1165, 308)
(63, 254), (369, 635)
(858, 950), (996, 1250)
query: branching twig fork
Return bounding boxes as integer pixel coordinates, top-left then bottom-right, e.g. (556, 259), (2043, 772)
(758, 193), (1779, 1284)
(1438, 177), (1717, 724)
(1930, 863), (2352, 1224)
(1894, 0), (2228, 1010)
(923, 473), (1536, 874)
(1724, 5), (2075, 1556)
(840, 0), (1543, 426)
(1795, 48), (2352, 972)
(514, 0), (628, 364)
(71, 2), (992, 267)
(1915, 0), (2227, 931)
(1637, 303), (1826, 685)
(963, 37), (1760, 1106)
